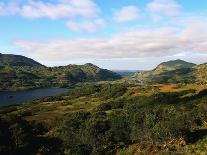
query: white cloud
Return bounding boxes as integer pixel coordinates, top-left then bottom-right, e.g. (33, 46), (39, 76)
(2, 0), (207, 69)
(0, 0), (99, 19)
(147, 0), (181, 21)
(0, 0), (104, 32)
(20, 0), (99, 19)
(66, 19), (106, 33)
(0, 1), (20, 16)
(13, 21), (207, 64)
(114, 6), (140, 22)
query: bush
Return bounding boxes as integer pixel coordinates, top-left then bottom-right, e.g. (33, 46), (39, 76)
(96, 103), (112, 111)
(99, 83), (128, 99)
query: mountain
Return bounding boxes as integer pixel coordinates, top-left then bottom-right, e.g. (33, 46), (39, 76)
(153, 59), (196, 74)
(133, 59), (207, 84)
(0, 53), (121, 90)
(0, 53), (43, 67)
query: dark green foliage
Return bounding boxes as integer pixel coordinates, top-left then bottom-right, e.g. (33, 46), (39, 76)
(0, 105), (18, 114)
(110, 100), (125, 109)
(62, 111), (91, 154)
(99, 83), (128, 99)
(0, 116), (34, 154)
(108, 110), (130, 144)
(96, 102), (112, 111)
(95, 100), (125, 112)
(36, 96), (65, 102)
(83, 112), (112, 154)
(60, 110), (130, 154)
(151, 92), (180, 104)
(61, 111), (112, 154)
(183, 88), (207, 101)
(0, 115), (63, 155)
(67, 84), (101, 99)
(0, 119), (11, 154)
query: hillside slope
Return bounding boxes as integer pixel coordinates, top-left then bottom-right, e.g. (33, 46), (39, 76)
(0, 53), (43, 67)
(134, 60), (206, 84)
(0, 53), (121, 90)
(153, 59), (196, 74)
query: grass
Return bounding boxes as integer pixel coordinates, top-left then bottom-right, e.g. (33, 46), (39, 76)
(0, 82), (207, 154)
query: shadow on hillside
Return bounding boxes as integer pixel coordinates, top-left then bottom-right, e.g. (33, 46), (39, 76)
(186, 129), (207, 144)
(182, 89), (207, 102)
(30, 136), (63, 155)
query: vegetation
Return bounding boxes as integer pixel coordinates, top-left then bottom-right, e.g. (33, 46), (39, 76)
(113, 70), (139, 77)
(133, 59), (207, 84)
(0, 54), (121, 90)
(154, 59), (196, 73)
(1, 55), (207, 154)
(0, 53), (43, 67)
(0, 82), (207, 155)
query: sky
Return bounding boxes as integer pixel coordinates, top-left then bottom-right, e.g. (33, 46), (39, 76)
(1, 0), (207, 70)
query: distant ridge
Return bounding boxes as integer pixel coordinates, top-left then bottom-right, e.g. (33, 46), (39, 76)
(153, 59), (196, 74)
(134, 59), (207, 84)
(158, 59), (195, 67)
(0, 53), (44, 67)
(0, 53), (121, 90)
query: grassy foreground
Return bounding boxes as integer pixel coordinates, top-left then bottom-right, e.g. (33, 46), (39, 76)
(0, 82), (207, 155)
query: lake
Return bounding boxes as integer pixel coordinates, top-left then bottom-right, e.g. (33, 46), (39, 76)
(0, 88), (68, 105)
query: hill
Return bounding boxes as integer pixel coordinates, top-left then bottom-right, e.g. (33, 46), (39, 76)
(133, 60), (207, 84)
(153, 59), (196, 74)
(0, 53), (43, 67)
(0, 53), (121, 90)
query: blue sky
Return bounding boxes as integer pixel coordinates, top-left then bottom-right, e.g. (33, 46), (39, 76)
(1, 0), (207, 70)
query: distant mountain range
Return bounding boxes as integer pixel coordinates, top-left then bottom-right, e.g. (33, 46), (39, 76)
(1, 53), (207, 90)
(0, 53), (121, 90)
(134, 59), (207, 84)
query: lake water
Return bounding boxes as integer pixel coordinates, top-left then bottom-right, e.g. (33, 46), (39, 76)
(0, 88), (68, 105)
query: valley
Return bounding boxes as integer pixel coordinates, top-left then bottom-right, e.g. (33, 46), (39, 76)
(0, 54), (207, 155)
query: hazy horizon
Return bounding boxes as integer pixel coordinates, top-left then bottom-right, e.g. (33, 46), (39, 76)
(1, 0), (207, 70)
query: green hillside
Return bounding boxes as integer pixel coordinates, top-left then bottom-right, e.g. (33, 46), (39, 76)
(153, 59), (196, 74)
(134, 60), (207, 84)
(193, 63), (207, 83)
(0, 54), (121, 90)
(0, 53), (43, 67)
